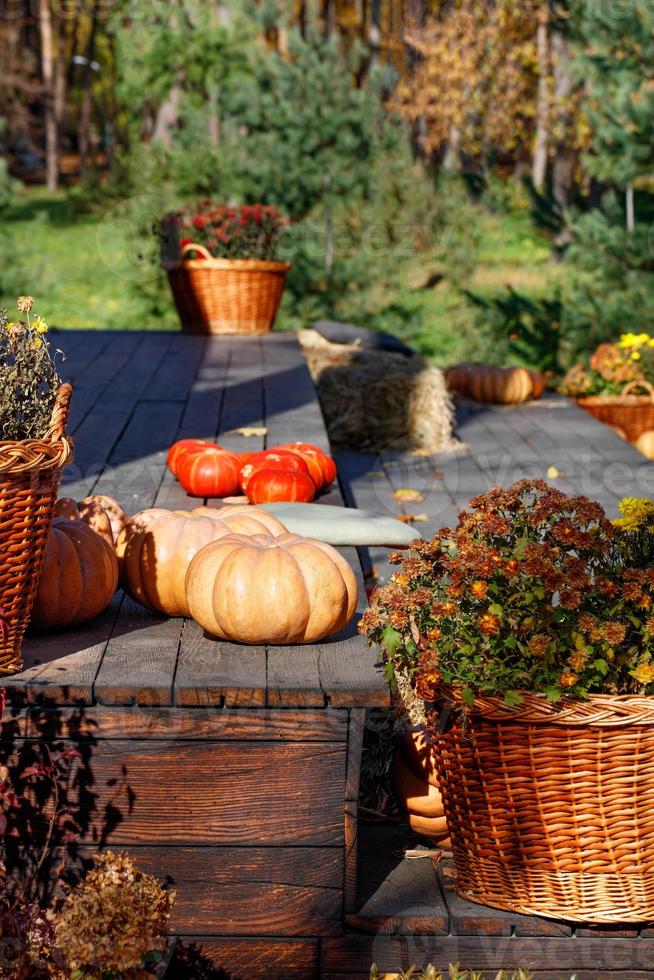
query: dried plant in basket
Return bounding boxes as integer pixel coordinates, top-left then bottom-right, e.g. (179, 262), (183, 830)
(0, 297), (62, 441)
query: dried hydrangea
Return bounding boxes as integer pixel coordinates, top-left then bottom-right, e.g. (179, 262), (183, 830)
(0, 297), (63, 441)
(54, 852), (174, 978)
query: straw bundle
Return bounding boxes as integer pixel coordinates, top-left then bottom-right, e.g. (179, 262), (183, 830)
(299, 329), (458, 454)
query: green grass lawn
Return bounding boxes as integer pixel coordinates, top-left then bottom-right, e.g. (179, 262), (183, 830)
(1, 187), (562, 362)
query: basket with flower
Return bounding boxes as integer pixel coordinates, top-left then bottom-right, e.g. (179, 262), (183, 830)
(362, 480), (654, 922)
(0, 297), (72, 674)
(161, 202), (290, 335)
(561, 332), (654, 441)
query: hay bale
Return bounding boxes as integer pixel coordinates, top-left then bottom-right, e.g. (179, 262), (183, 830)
(299, 328), (459, 454)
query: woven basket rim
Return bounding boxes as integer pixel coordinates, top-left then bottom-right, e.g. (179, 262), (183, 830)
(437, 685), (654, 727)
(0, 383), (73, 474)
(577, 394), (654, 407)
(164, 257), (291, 273)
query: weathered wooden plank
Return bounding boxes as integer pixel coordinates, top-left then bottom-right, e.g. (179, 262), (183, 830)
(349, 825), (449, 937)
(174, 619), (266, 707)
(2, 740), (347, 846)
(141, 333), (206, 402)
(438, 868), (513, 937)
(93, 595), (181, 706)
(67, 332), (143, 433)
(3, 593), (123, 706)
(53, 845), (342, 937)
(322, 935), (654, 973)
(172, 938), (319, 980)
(344, 800), (359, 918)
(266, 647), (325, 707)
(18, 706), (349, 741)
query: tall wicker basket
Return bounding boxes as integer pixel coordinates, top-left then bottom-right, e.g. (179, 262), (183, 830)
(428, 688), (654, 923)
(0, 384), (73, 675)
(166, 243), (290, 335)
(577, 380), (654, 442)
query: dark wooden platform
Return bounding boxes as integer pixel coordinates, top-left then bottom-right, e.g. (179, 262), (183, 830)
(3, 331), (654, 979)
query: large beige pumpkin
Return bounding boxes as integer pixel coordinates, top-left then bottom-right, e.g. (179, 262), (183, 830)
(54, 494), (128, 547)
(31, 518), (119, 630)
(636, 430), (654, 460)
(185, 531), (358, 644)
(117, 507), (288, 617)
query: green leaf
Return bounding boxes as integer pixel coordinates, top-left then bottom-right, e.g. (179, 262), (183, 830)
(593, 658), (609, 676)
(144, 951), (163, 963)
(488, 603), (503, 616)
(380, 626), (403, 657)
(545, 685), (563, 702)
(504, 636), (518, 649)
(461, 687), (475, 707)
(503, 690), (523, 707)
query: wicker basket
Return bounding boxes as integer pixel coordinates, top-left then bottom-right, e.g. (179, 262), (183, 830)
(0, 384), (73, 675)
(166, 243), (290, 335)
(577, 380), (654, 443)
(428, 688), (654, 923)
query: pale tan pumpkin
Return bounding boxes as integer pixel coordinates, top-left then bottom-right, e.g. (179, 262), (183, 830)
(31, 518), (119, 630)
(636, 430), (654, 460)
(117, 507), (288, 617)
(54, 494), (127, 547)
(494, 366), (533, 404)
(185, 531), (358, 644)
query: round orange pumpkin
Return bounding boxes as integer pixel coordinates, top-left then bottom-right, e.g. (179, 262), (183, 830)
(239, 450), (311, 493)
(246, 467), (316, 504)
(167, 439), (219, 478)
(117, 507), (288, 617)
(494, 366), (533, 405)
(177, 447), (242, 498)
(636, 430), (654, 460)
(280, 443), (337, 489)
(54, 495), (127, 547)
(31, 518), (119, 630)
(529, 370), (546, 400)
(185, 531), (358, 644)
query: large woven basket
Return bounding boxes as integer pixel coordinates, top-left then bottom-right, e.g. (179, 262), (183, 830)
(428, 688), (654, 923)
(577, 380), (654, 442)
(166, 243), (290, 335)
(0, 384), (73, 675)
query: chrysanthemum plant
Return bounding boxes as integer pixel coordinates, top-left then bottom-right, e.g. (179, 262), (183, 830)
(0, 296), (62, 441)
(161, 201), (288, 263)
(561, 332), (654, 398)
(361, 480), (654, 707)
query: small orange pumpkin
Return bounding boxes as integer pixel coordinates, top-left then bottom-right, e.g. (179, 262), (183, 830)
(636, 430), (654, 460)
(185, 531), (358, 644)
(31, 519), (119, 630)
(54, 494), (128, 547)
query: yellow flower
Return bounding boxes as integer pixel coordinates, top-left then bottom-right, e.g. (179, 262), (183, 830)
(16, 295), (34, 314)
(32, 316), (48, 334)
(558, 671), (579, 688)
(33, 337), (42, 350)
(632, 351), (641, 360)
(634, 662), (654, 686)
(470, 580), (488, 600)
(613, 497), (654, 532)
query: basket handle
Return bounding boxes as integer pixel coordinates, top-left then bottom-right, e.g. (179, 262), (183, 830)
(621, 379), (654, 402)
(45, 383), (73, 441)
(181, 242), (212, 261)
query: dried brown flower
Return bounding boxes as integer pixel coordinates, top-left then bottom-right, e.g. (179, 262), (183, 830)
(0, 299), (62, 440)
(54, 852), (174, 976)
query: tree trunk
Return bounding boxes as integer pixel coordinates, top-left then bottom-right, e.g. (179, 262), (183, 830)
(626, 183), (635, 232)
(551, 29), (575, 208)
(151, 71), (184, 148)
(39, 0), (58, 191)
(532, 4), (549, 192)
(78, 0), (101, 170)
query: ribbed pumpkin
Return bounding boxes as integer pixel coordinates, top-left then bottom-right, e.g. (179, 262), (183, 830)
(167, 438), (219, 478)
(177, 447), (242, 498)
(185, 531), (358, 644)
(31, 518), (119, 630)
(279, 442), (337, 489)
(246, 467), (316, 504)
(394, 731), (450, 847)
(55, 494), (128, 547)
(239, 450), (311, 493)
(117, 506), (288, 617)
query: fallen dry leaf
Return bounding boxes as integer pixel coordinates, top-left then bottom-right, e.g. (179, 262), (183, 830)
(236, 426), (267, 437)
(392, 488), (424, 502)
(395, 513), (429, 524)
(409, 448), (432, 457)
(546, 465), (560, 479)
